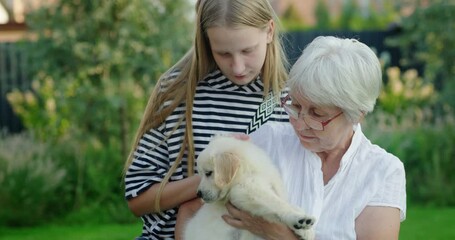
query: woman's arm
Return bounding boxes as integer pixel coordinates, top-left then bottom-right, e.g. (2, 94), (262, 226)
(355, 206), (401, 240)
(127, 175), (201, 216)
(222, 203), (299, 240)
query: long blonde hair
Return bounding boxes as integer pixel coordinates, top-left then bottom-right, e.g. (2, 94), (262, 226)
(123, 0), (289, 212)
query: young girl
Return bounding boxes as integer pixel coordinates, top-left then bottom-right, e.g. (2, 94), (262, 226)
(123, 0), (289, 239)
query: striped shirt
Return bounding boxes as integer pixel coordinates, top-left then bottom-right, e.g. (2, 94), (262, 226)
(125, 70), (288, 239)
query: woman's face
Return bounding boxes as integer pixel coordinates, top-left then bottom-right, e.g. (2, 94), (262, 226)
(206, 21), (273, 85)
(288, 94), (354, 154)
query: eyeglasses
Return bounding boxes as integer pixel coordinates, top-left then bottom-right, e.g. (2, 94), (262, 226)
(281, 95), (343, 131)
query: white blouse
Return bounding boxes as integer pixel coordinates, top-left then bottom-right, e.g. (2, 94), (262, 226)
(250, 122), (406, 240)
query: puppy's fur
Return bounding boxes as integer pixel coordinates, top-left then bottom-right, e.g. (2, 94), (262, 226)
(183, 135), (315, 240)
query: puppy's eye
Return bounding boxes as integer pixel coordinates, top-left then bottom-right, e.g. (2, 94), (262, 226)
(205, 171), (213, 177)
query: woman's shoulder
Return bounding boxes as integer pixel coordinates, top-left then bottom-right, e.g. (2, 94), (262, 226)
(249, 122), (294, 149)
(358, 134), (404, 174)
(253, 122), (294, 137)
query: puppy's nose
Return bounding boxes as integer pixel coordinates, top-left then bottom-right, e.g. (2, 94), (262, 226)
(196, 190), (202, 198)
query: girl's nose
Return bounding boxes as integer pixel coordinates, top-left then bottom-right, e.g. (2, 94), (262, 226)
(231, 56), (245, 75)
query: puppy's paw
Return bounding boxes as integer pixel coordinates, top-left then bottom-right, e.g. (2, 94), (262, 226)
(293, 228), (315, 240)
(292, 215), (315, 230)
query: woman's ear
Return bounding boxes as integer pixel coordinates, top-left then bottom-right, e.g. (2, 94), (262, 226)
(214, 152), (240, 189)
(357, 111), (366, 123)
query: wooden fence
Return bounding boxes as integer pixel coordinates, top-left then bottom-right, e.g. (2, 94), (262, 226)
(0, 30), (400, 134)
(0, 42), (28, 133)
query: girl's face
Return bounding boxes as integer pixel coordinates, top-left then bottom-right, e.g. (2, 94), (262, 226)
(207, 21), (273, 85)
(288, 94), (354, 154)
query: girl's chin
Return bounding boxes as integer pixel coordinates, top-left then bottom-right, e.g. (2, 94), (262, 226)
(229, 76), (254, 85)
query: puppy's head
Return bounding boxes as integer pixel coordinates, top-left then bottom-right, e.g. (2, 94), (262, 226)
(196, 136), (243, 203)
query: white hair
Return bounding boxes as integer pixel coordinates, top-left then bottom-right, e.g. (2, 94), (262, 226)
(288, 36), (382, 123)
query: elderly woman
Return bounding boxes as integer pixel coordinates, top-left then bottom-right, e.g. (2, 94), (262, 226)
(221, 36), (406, 240)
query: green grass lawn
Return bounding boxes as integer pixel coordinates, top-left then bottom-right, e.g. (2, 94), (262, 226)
(0, 222), (143, 240)
(399, 206), (455, 239)
(1, 207), (454, 240)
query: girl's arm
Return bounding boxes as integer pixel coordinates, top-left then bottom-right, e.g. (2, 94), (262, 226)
(127, 175), (201, 216)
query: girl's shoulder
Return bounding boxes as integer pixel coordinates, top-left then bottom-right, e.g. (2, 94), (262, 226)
(158, 69), (182, 91)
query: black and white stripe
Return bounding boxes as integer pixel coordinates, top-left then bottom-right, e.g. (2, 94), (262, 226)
(125, 70), (288, 239)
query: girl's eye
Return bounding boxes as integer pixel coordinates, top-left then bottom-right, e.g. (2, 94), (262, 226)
(205, 171), (213, 177)
(242, 49), (253, 54)
(217, 52), (230, 57)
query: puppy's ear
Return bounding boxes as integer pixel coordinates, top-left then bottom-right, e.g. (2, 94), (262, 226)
(214, 152), (240, 188)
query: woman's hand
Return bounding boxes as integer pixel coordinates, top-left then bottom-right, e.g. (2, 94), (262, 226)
(175, 198), (204, 240)
(222, 202), (299, 240)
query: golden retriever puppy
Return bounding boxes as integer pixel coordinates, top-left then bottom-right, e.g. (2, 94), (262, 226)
(183, 135), (315, 240)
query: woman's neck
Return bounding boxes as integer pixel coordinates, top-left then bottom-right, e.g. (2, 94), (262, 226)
(317, 130), (354, 184)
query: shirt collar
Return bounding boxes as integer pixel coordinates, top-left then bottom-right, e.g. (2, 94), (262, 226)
(305, 124), (363, 175)
(338, 124), (363, 171)
(204, 70), (264, 93)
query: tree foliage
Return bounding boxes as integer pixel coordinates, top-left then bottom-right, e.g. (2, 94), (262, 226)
(314, 0), (331, 30)
(280, 4), (307, 31)
(280, 0), (399, 31)
(386, 0), (455, 108)
(8, 0), (192, 158)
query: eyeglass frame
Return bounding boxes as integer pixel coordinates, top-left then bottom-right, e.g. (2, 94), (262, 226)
(280, 95), (343, 131)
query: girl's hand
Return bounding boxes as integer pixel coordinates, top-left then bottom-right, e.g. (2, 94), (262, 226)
(231, 133), (250, 141)
(175, 198), (204, 240)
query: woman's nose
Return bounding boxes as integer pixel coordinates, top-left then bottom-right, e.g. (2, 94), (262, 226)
(292, 117), (310, 131)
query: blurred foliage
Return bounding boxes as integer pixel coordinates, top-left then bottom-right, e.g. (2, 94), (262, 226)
(7, 0), (192, 158)
(280, 3), (306, 31)
(386, 0), (455, 109)
(365, 57), (455, 206)
(379, 67), (437, 115)
(0, 131), (136, 226)
(365, 106), (455, 206)
(0, 132), (66, 226)
(4, 0), (192, 226)
(314, 0), (330, 30)
(280, 0), (399, 31)
(47, 133), (136, 225)
(2, 0), (455, 228)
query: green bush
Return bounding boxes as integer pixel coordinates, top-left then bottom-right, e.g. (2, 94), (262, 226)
(280, 0), (399, 31)
(4, 0), (193, 226)
(8, 0), (192, 158)
(45, 134), (135, 224)
(0, 131), (136, 226)
(0, 132), (66, 226)
(386, 0), (455, 108)
(378, 66), (437, 115)
(366, 62), (455, 206)
(365, 107), (455, 206)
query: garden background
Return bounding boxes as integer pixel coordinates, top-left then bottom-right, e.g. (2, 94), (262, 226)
(0, 0), (454, 239)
